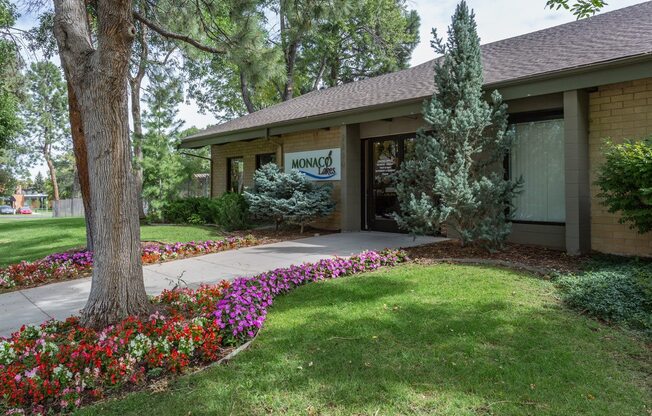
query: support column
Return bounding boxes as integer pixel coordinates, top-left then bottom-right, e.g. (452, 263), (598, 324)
(340, 124), (361, 231)
(563, 90), (591, 255)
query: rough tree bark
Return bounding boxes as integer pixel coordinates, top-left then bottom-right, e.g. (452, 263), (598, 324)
(53, 0), (150, 329)
(67, 81), (94, 252)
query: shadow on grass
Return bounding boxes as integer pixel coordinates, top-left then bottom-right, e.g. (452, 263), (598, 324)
(81, 265), (651, 416)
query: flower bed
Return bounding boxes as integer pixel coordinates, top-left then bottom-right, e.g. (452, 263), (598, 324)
(215, 250), (408, 343)
(0, 249), (407, 414)
(0, 236), (258, 290)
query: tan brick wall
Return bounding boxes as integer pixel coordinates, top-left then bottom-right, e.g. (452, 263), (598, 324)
(589, 78), (652, 257)
(211, 138), (281, 196)
(211, 127), (342, 230)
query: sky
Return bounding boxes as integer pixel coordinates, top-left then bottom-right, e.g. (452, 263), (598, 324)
(15, 0), (646, 177)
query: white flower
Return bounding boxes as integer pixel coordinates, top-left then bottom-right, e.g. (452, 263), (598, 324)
(0, 340), (16, 365)
(128, 333), (153, 360)
(178, 337), (195, 355)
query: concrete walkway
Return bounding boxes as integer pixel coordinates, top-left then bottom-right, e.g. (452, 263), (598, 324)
(0, 232), (442, 337)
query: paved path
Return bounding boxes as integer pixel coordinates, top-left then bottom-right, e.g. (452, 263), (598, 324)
(0, 232), (443, 337)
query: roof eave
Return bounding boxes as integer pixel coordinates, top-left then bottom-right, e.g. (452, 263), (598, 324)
(180, 98), (427, 148)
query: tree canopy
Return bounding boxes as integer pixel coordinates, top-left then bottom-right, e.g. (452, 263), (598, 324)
(0, 0), (22, 152)
(20, 61), (71, 201)
(184, 0), (420, 120)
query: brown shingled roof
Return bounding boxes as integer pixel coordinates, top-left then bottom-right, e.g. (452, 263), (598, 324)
(186, 1), (652, 142)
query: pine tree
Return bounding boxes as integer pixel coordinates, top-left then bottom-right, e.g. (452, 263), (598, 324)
(141, 68), (184, 218)
(244, 164), (335, 233)
(21, 62), (71, 202)
(33, 172), (45, 193)
(244, 163), (287, 230)
(395, 1), (521, 250)
(284, 170), (335, 233)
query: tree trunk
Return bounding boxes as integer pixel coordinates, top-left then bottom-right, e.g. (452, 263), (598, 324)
(44, 154), (60, 201)
(129, 78), (146, 219)
(54, 0), (150, 329)
(67, 81), (95, 252)
(311, 57), (326, 91)
(129, 22), (147, 220)
(282, 41), (298, 101)
(328, 56), (340, 87)
(279, 4), (297, 102)
(239, 71), (256, 113)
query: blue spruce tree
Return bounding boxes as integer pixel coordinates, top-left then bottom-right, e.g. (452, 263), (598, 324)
(395, 1), (521, 249)
(244, 163), (335, 233)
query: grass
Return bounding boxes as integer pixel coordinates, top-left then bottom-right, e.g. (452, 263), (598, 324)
(0, 217), (221, 267)
(80, 264), (651, 416)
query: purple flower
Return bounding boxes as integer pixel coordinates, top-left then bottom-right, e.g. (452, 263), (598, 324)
(213, 249), (407, 343)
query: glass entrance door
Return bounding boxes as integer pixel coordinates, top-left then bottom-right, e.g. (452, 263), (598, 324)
(364, 134), (416, 232)
(370, 139), (400, 232)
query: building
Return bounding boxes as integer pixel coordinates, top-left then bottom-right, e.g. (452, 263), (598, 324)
(181, 2), (652, 257)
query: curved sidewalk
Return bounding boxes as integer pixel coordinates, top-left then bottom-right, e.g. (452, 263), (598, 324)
(0, 232), (443, 337)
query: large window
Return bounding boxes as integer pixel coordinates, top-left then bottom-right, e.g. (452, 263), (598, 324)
(227, 157), (244, 193)
(509, 117), (565, 223)
(255, 153), (276, 169)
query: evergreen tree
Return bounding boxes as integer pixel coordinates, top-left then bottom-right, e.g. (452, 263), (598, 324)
(0, 0), (22, 151)
(395, 1), (521, 250)
(245, 163), (291, 230)
(20, 62), (70, 201)
(141, 68), (184, 218)
(244, 164), (335, 233)
(33, 172), (45, 192)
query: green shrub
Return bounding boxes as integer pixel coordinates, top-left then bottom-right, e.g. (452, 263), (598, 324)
(595, 138), (652, 234)
(161, 197), (217, 224)
(556, 261), (652, 338)
(161, 195), (250, 230)
(213, 193), (250, 231)
(187, 213), (204, 225)
(244, 164), (335, 233)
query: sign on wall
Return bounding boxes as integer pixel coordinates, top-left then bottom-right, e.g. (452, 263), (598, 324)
(284, 148), (341, 181)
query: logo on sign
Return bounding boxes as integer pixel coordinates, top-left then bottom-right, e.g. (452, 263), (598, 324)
(284, 148), (341, 180)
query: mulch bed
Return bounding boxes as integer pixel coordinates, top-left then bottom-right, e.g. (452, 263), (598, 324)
(404, 240), (592, 275)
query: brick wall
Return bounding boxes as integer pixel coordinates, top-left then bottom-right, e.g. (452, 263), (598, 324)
(211, 127), (342, 230)
(589, 78), (652, 256)
(211, 138), (280, 196)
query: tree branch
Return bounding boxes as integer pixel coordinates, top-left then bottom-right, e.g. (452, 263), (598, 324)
(133, 11), (226, 54)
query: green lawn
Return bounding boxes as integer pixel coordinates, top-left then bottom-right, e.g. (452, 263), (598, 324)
(0, 217), (221, 267)
(80, 264), (651, 416)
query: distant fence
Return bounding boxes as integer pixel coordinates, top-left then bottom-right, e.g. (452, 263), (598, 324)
(53, 198), (85, 218)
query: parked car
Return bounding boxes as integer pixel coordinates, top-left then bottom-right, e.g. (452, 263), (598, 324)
(17, 207), (32, 214)
(0, 205), (15, 215)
